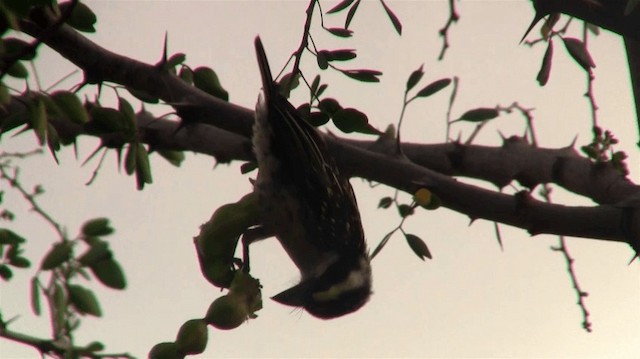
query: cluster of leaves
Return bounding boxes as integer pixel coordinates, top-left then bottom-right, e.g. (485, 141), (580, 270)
(373, 188), (439, 261)
(581, 126), (628, 175)
(33, 217), (126, 317)
(0, 228), (30, 280)
(326, 0), (402, 36)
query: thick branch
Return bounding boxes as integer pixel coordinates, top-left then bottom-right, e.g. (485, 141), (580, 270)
(12, 7), (639, 248)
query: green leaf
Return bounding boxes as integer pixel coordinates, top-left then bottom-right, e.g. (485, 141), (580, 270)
(51, 91), (89, 124)
(318, 98), (342, 115)
(537, 40), (553, 86)
(327, 0), (355, 14)
(9, 255), (30, 268)
(89, 106), (127, 134)
(378, 197), (393, 209)
(397, 204), (414, 218)
(126, 87), (159, 104)
(7, 61), (28, 78)
(415, 78), (451, 98)
(3, 38), (36, 60)
(46, 123), (60, 162)
(0, 264), (12, 280)
(405, 234), (432, 260)
(406, 65), (424, 92)
(561, 37), (595, 70)
(89, 258), (126, 290)
(625, 0), (640, 16)
(118, 97), (136, 136)
(30, 277), (41, 315)
(68, 284), (102, 316)
(157, 150), (185, 167)
(165, 53), (186, 69)
(81, 217), (114, 236)
(78, 240), (110, 266)
(308, 111), (330, 127)
(124, 143), (136, 175)
(345, 0), (361, 29)
(332, 107), (369, 133)
(342, 69), (382, 82)
(371, 231), (393, 259)
(278, 71), (300, 98)
(0, 82), (10, 106)
(61, 1), (97, 33)
(326, 27), (353, 37)
(28, 98), (47, 145)
(317, 51), (329, 70)
(179, 66), (193, 84)
(193, 67), (229, 101)
(40, 242), (72, 270)
(325, 49), (357, 62)
(455, 107), (499, 122)
(135, 143), (153, 190)
(3, 0), (31, 17)
(380, 0), (402, 35)
(85, 341), (105, 352)
(0, 228), (26, 245)
(240, 161), (257, 174)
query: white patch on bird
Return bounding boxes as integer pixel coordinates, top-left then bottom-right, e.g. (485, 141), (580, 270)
(312, 257), (371, 302)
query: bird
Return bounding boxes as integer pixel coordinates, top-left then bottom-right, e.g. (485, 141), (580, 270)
(251, 36), (372, 319)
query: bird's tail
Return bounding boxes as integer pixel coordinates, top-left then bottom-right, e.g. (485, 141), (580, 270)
(255, 37), (275, 103)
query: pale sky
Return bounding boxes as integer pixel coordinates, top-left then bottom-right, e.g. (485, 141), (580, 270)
(2, 1), (639, 358)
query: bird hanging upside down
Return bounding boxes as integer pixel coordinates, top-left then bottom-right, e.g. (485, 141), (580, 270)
(251, 36), (372, 319)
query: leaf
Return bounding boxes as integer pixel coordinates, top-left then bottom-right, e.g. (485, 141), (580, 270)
(126, 87), (159, 104)
(165, 53), (186, 68)
(380, 0), (402, 35)
(89, 258), (126, 290)
(327, 0), (355, 14)
(124, 143), (136, 175)
(40, 242), (72, 270)
(0, 82), (10, 106)
(278, 71), (300, 98)
(537, 40), (553, 86)
(561, 37), (595, 70)
(78, 240), (110, 266)
(378, 197), (393, 209)
(397, 204), (414, 218)
(28, 98), (47, 146)
(326, 27), (353, 38)
(332, 108), (370, 133)
(317, 51), (329, 70)
(308, 112), (330, 127)
(318, 98), (342, 115)
(81, 217), (114, 236)
(0, 228), (26, 245)
(3, 38), (36, 60)
(415, 78), (451, 98)
(0, 264), (12, 280)
(157, 150), (185, 167)
(89, 107), (127, 134)
(118, 97), (136, 137)
(345, 0), (361, 29)
(68, 284), (102, 316)
(342, 69), (382, 82)
(316, 84), (328, 98)
(455, 107), (499, 122)
(51, 91), (89, 124)
(61, 1), (97, 33)
(179, 66), (193, 84)
(30, 277), (41, 315)
(193, 67), (229, 101)
(9, 255), (30, 268)
(371, 231), (394, 259)
(406, 65), (424, 92)
(310, 75), (321, 98)
(325, 49), (357, 62)
(7, 61), (28, 78)
(46, 123), (60, 163)
(405, 234), (432, 260)
(135, 143), (153, 190)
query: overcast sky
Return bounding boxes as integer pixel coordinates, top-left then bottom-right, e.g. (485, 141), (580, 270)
(2, 1), (639, 358)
